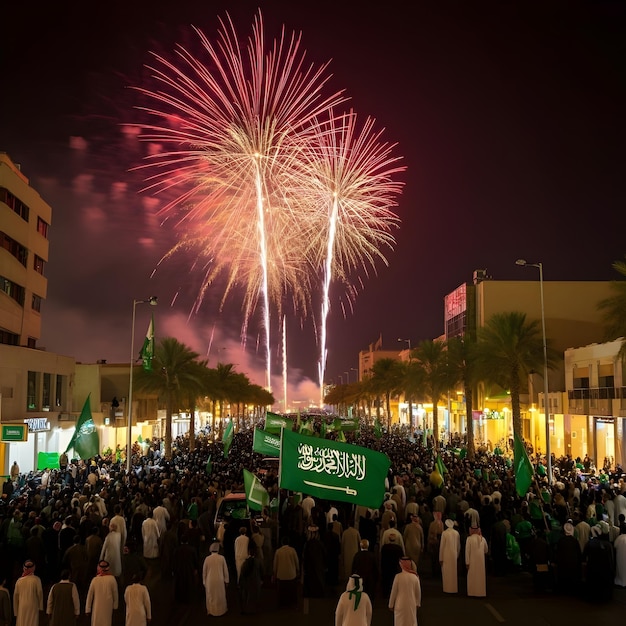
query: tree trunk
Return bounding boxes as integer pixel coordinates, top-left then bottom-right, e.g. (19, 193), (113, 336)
(432, 399), (439, 451)
(386, 393), (392, 431)
(465, 384), (475, 461)
(189, 402), (196, 452)
(165, 395), (173, 459)
(511, 364), (522, 441)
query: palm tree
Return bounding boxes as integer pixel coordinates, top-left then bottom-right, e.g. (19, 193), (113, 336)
(412, 339), (449, 449)
(402, 359), (424, 430)
(134, 337), (206, 459)
(370, 358), (405, 430)
(446, 336), (479, 460)
(475, 311), (558, 442)
(598, 255), (626, 359)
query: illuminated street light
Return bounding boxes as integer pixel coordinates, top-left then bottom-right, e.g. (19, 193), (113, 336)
(516, 258), (551, 484)
(127, 296), (158, 474)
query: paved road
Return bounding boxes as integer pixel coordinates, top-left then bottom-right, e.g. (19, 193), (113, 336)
(132, 560), (626, 626)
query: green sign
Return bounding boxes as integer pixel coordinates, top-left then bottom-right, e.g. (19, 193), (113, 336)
(279, 428), (391, 509)
(1, 424), (28, 442)
(37, 452), (60, 470)
(253, 428), (281, 457)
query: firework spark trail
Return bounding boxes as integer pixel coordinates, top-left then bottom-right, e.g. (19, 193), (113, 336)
(133, 11), (346, 391)
(283, 110), (405, 402)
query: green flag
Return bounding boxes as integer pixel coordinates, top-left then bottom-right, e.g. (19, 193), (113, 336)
(243, 469), (270, 511)
(37, 452), (59, 470)
(337, 430), (347, 443)
(265, 411), (290, 434)
(140, 314), (155, 372)
(222, 420), (234, 459)
(299, 419), (314, 435)
(205, 454), (212, 474)
(374, 419), (382, 440)
(514, 433), (534, 497)
(253, 428), (281, 457)
(279, 428), (391, 509)
(65, 394), (100, 460)
(320, 421), (327, 438)
(436, 454), (447, 477)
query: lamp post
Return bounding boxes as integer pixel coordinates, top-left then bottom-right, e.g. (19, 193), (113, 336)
(351, 367), (358, 382)
(127, 296), (157, 474)
(516, 259), (551, 484)
(398, 338), (413, 428)
(397, 337), (411, 353)
(344, 370), (351, 384)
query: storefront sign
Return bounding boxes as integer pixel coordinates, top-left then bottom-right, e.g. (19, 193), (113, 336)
(594, 416), (615, 424)
(24, 418), (51, 432)
(1, 423), (28, 442)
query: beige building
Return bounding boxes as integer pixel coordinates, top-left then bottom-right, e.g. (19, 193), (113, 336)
(564, 338), (625, 468)
(443, 271), (613, 454)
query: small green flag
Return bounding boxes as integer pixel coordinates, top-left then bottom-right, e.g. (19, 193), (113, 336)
(436, 454), (447, 477)
(140, 314), (155, 372)
(206, 454), (212, 474)
(299, 419), (314, 435)
(320, 421), (327, 438)
(65, 394), (100, 460)
(243, 469), (270, 511)
(252, 428), (280, 457)
(514, 433), (534, 497)
(265, 411), (291, 434)
(222, 420), (234, 459)
(374, 419), (382, 440)
(337, 430), (347, 443)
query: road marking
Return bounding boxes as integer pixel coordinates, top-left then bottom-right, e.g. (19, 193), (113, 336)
(484, 602), (505, 623)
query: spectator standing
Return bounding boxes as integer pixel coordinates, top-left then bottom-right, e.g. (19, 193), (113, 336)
(335, 574), (372, 626)
(13, 560), (44, 626)
(124, 573), (152, 626)
(85, 560), (119, 626)
(388, 557), (421, 626)
(202, 542), (229, 616)
(351, 539), (379, 600)
(141, 512), (160, 559)
(46, 569), (80, 626)
(234, 526), (249, 583)
(439, 519), (460, 594)
(0, 577), (10, 626)
(273, 535), (299, 608)
(465, 526), (488, 597)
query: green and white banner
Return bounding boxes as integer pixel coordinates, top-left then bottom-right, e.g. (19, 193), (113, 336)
(264, 411), (291, 434)
(279, 428), (390, 509)
(253, 428), (281, 457)
(243, 469), (270, 511)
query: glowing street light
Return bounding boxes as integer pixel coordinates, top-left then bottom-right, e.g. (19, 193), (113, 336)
(516, 258), (551, 484)
(127, 296), (158, 474)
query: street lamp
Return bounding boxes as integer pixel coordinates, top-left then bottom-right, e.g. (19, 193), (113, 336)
(344, 371), (351, 384)
(397, 337), (411, 351)
(127, 296), (157, 474)
(351, 367), (358, 382)
(516, 258), (551, 484)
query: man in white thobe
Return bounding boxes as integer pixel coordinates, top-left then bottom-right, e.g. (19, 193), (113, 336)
(13, 560), (44, 626)
(439, 519), (461, 593)
(234, 527), (249, 582)
(203, 543), (229, 616)
(335, 574), (372, 626)
(614, 526), (626, 587)
(465, 526), (488, 597)
(153, 503), (170, 535)
(141, 513), (160, 559)
(388, 557), (421, 626)
(100, 522), (122, 577)
(124, 575), (152, 626)
(85, 561), (119, 626)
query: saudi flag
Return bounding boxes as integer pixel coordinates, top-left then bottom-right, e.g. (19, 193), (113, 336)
(140, 314), (155, 372)
(205, 454), (212, 474)
(253, 428), (280, 457)
(222, 420), (234, 459)
(243, 469), (270, 511)
(514, 432), (534, 497)
(65, 394), (100, 460)
(436, 454), (447, 477)
(374, 419), (382, 440)
(265, 411), (291, 434)
(279, 429), (390, 509)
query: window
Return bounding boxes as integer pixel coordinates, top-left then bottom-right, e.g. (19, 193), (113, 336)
(34, 255), (46, 275)
(27, 371), (38, 410)
(27, 337), (36, 349)
(37, 217), (49, 238)
(0, 231), (28, 266)
(55, 375), (65, 408)
(0, 187), (29, 221)
(42, 373), (51, 409)
(32, 293), (42, 312)
(0, 275), (25, 306)
(0, 329), (19, 345)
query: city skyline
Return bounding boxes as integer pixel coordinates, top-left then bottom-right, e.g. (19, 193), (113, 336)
(2, 1), (624, 402)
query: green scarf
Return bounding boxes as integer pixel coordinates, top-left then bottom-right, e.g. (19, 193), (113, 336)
(348, 575), (363, 610)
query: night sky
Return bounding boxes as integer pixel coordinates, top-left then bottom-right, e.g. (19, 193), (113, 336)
(2, 1), (625, 406)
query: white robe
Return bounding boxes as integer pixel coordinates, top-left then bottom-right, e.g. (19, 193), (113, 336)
(388, 571), (421, 626)
(152, 506), (170, 535)
(202, 553), (229, 616)
(439, 527), (460, 593)
(13, 574), (44, 626)
(100, 530), (122, 577)
(614, 534), (626, 587)
(141, 518), (160, 559)
(124, 583), (152, 626)
(234, 535), (249, 582)
(85, 574), (118, 626)
(335, 589), (372, 626)
(465, 534), (488, 597)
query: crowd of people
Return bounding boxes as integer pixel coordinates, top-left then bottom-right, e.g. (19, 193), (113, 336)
(0, 418), (625, 626)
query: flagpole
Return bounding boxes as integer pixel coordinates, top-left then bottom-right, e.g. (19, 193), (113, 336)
(127, 296), (157, 475)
